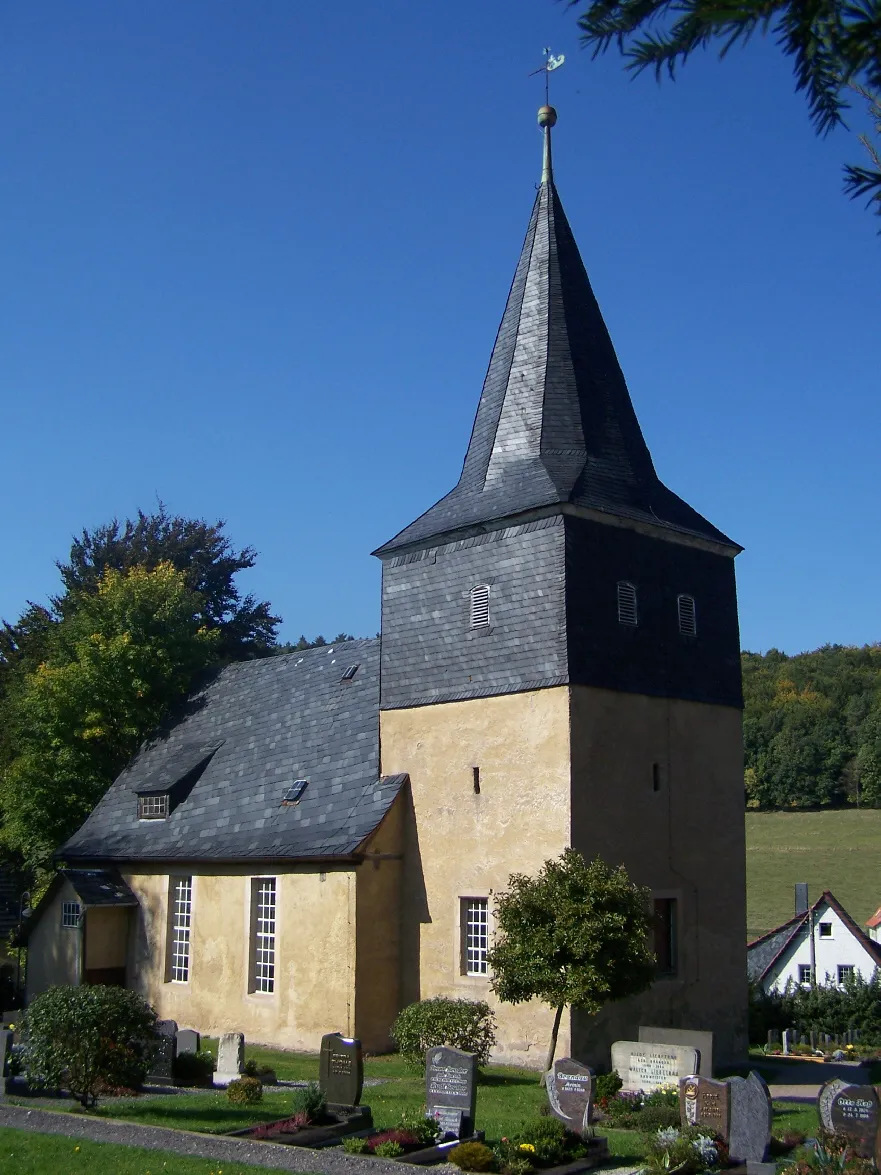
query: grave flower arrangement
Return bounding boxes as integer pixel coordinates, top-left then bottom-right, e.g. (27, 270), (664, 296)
(599, 1084), (681, 1130)
(341, 1110), (441, 1156)
(249, 1082), (329, 1138)
(787, 1131), (876, 1175)
(641, 1124), (728, 1175)
(492, 1115), (591, 1173)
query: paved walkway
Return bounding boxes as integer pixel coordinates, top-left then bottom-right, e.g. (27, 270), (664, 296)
(764, 1058), (870, 1103)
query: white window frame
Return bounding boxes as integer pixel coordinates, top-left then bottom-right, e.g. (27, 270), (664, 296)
(250, 877), (277, 994)
(617, 581), (638, 626)
(838, 964), (855, 984)
(677, 594), (697, 636)
(461, 897), (489, 977)
(798, 964), (812, 985)
(139, 793), (169, 820)
(169, 876), (193, 983)
(818, 921), (833, 939)
(61, 901), (82, 929)
(469, 585), (490, 629)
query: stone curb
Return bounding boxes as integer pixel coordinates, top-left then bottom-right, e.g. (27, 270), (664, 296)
(0, 1103), (405, 1175)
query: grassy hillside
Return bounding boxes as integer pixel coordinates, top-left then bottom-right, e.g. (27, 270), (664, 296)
(746, 810), (881, 940)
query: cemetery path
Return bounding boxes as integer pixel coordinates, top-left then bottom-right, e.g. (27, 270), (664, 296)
(764, 1059), (871, 1102)
(0, 1102), (408, 1174)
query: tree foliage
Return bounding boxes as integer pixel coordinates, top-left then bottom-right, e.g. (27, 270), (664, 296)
(742, 644), (881, 809)
(488, 849), (656, 1072)
(0, 565), (219, 869)
(567, 0), (881, 218)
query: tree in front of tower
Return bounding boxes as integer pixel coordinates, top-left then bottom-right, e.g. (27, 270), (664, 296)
(488, 849), (656, 1075)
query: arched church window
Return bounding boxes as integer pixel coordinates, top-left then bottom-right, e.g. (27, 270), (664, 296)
(470, 584), (490, 628)
(617, 581), (638, 626)
(677, 594), (697, 636)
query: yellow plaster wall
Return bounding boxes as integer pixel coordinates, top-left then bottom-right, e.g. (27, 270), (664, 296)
(568, 685), (748, 1069)
(26, 879), (81, 999)
(122, 865), (356, 1050)
(380, 687), (572, 1068)
(85, 907), (129, 970)
(355, 799), (405, 1052)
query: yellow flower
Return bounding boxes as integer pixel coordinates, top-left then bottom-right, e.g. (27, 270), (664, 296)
(74, 1146), (80, 1152)
(519, 1144), (536, 1153)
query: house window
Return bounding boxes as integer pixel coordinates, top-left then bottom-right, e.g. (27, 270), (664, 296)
(462, 898), (488, 976)
(677, 594), (697, 636)
(798, 964), (812, 984)
(251, 878), (277, 994)
(617, 582), (638, 626)
(838, 965), (855, 984)
(169, 877), (192, 983)
(61, 902), (81, 929)
(138, 793), (169, 820)
(470, 585), (490, 629)
(818, 922), (833, 938)
(653, 898), (678, 977)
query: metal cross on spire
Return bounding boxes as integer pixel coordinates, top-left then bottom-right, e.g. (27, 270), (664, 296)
(528, 46), (565, 106)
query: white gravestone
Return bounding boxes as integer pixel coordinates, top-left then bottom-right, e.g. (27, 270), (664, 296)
(213, 1032), (245, 1087)
(611, 1040), (700, 1093)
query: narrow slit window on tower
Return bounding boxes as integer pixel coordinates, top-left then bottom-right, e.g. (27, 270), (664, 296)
(652, 763), (661, 792)
(617, 581), (638, 626)
(472, 766), (480, 794)
(677, 594), (697, 636)
(470, 584), (490, 628)
(653, 897), (678, 977)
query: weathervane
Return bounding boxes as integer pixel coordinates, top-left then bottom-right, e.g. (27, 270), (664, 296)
(529, 47), (565, 106)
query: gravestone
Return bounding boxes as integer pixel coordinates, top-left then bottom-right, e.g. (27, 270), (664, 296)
(818, 1079), (850, 1132)
(728, 1072), (773, 1163)
(679, 1074), (730, 1138)
(319, 1033), (363, 1107)
(611, 1040), (699, 1093)
(640, 1027), (713, 1078)
(146, 1019), (177, 1085)
(823, 1083), (881, 1160)
(425, 1046), (477, 1139)
(213, 1031), (245, 1087)
(176, 1028), (201, 1056)
(0, 1028), (11, 1096)
(546, 1058), (594, 1135)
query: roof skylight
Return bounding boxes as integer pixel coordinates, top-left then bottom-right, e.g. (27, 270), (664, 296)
(282, 780), (309, 805)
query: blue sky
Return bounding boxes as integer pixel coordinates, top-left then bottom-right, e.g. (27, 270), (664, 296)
(1, 1), (877, 656)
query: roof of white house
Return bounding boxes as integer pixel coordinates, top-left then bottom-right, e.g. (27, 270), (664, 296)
(747, 891), (881, 985)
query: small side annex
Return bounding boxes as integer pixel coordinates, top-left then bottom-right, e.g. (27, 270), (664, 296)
(24, 639), (409, 1053)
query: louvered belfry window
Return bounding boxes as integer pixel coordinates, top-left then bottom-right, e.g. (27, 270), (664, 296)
(617, 581), (638, 626)
(470, 584), (490, 628)
(677, 594), (697, 636)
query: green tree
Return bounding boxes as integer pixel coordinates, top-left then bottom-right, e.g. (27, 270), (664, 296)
(567, 0), (881, 217)
(0, 564), (219, 870)
(488, 849), (656, 1074)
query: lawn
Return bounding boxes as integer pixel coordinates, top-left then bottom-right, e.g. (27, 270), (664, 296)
(0, 1126), (297, 1175)
(745, 809), (881, 939)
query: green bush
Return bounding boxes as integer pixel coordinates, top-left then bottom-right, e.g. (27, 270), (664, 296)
(636, 1104), (681, 1130)
(227, 1075), (263, 1104)
(23, 984), (158, 1107)
(397, 1109), (441, 1146)
(594, 1070), (623, 1100)
(173, 1049), (214, 1087)
(449, 1141), (496, 1171)
(375, 1141), (406, 1158)
(343, 1136), (370, 1154)
(290, 1081), (327, 1119)
(391, 997), (497, 1072)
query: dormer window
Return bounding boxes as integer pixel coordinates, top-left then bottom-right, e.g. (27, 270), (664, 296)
(470, 584), (490, 628)
(617, 581), (638, 626)
(677, 594), (697, 636)
(138, 794), (169, 820)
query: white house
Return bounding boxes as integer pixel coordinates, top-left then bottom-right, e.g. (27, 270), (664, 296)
(865, 907), (881, 942)
(748, 891), (881, 993)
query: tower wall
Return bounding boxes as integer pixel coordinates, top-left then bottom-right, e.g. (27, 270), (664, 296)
(568, 685), (748, 1068)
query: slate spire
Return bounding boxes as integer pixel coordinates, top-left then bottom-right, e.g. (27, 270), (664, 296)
(377, 106), (736, 555)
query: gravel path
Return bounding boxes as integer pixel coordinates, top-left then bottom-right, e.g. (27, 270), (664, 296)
(0, 1102), (406, 1175)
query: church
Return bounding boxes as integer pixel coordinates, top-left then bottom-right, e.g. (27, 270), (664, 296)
(24, 105), (748, 1070)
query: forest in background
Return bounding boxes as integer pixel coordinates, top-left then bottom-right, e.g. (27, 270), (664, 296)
(743, 644), (881, 809)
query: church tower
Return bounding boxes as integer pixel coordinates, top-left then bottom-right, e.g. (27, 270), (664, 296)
(376, 106), (747, 1068)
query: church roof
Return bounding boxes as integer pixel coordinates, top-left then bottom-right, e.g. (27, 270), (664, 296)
(61, 638), (405, 863)
(376, 112), (738, 557)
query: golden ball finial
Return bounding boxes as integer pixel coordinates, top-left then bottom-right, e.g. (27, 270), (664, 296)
(537, 104), (557, 128)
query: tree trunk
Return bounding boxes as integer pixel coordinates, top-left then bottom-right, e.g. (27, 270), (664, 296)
(543, 1002), (565, 1080)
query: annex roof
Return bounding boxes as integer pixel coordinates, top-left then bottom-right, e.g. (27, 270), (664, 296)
(375, 113), (738, 557)
(61, 639), (405, 864)
(747, 891), (881, 984)
(865, 906), (881, 930)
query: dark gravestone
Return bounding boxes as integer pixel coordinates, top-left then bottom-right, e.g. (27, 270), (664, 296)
(547, 1058), (594, 1135)
(319, 1033), (363, 1107)
(818, 1079), (850, 1133)
(176, 1028), (201, 1056)
(146, 1019), (177, 1085)
(827, 1084), (880, 1160)
(426, 1046), (477, 1140)
(0, 1029), (11, 1096)
(728, 1072), (773, 1163)
(680, 1075), (730, 1140)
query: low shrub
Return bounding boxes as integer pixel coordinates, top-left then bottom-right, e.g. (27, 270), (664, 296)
(244, 1058), (277, 1083)
(594, 1070), (623, 1101)
(173, 1049), (214, 1087)
(290, 1081), (327, 1120)
(343, 1136), (370, 1153)
(397, 1108), (441, 1146)
(449, 1141), (496, 1171)
(391, 997), (496, 1072)
(375, 1141), (405, 1158)
(23, 984), (158, 1107)
(227, 1075), (263, 1105)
